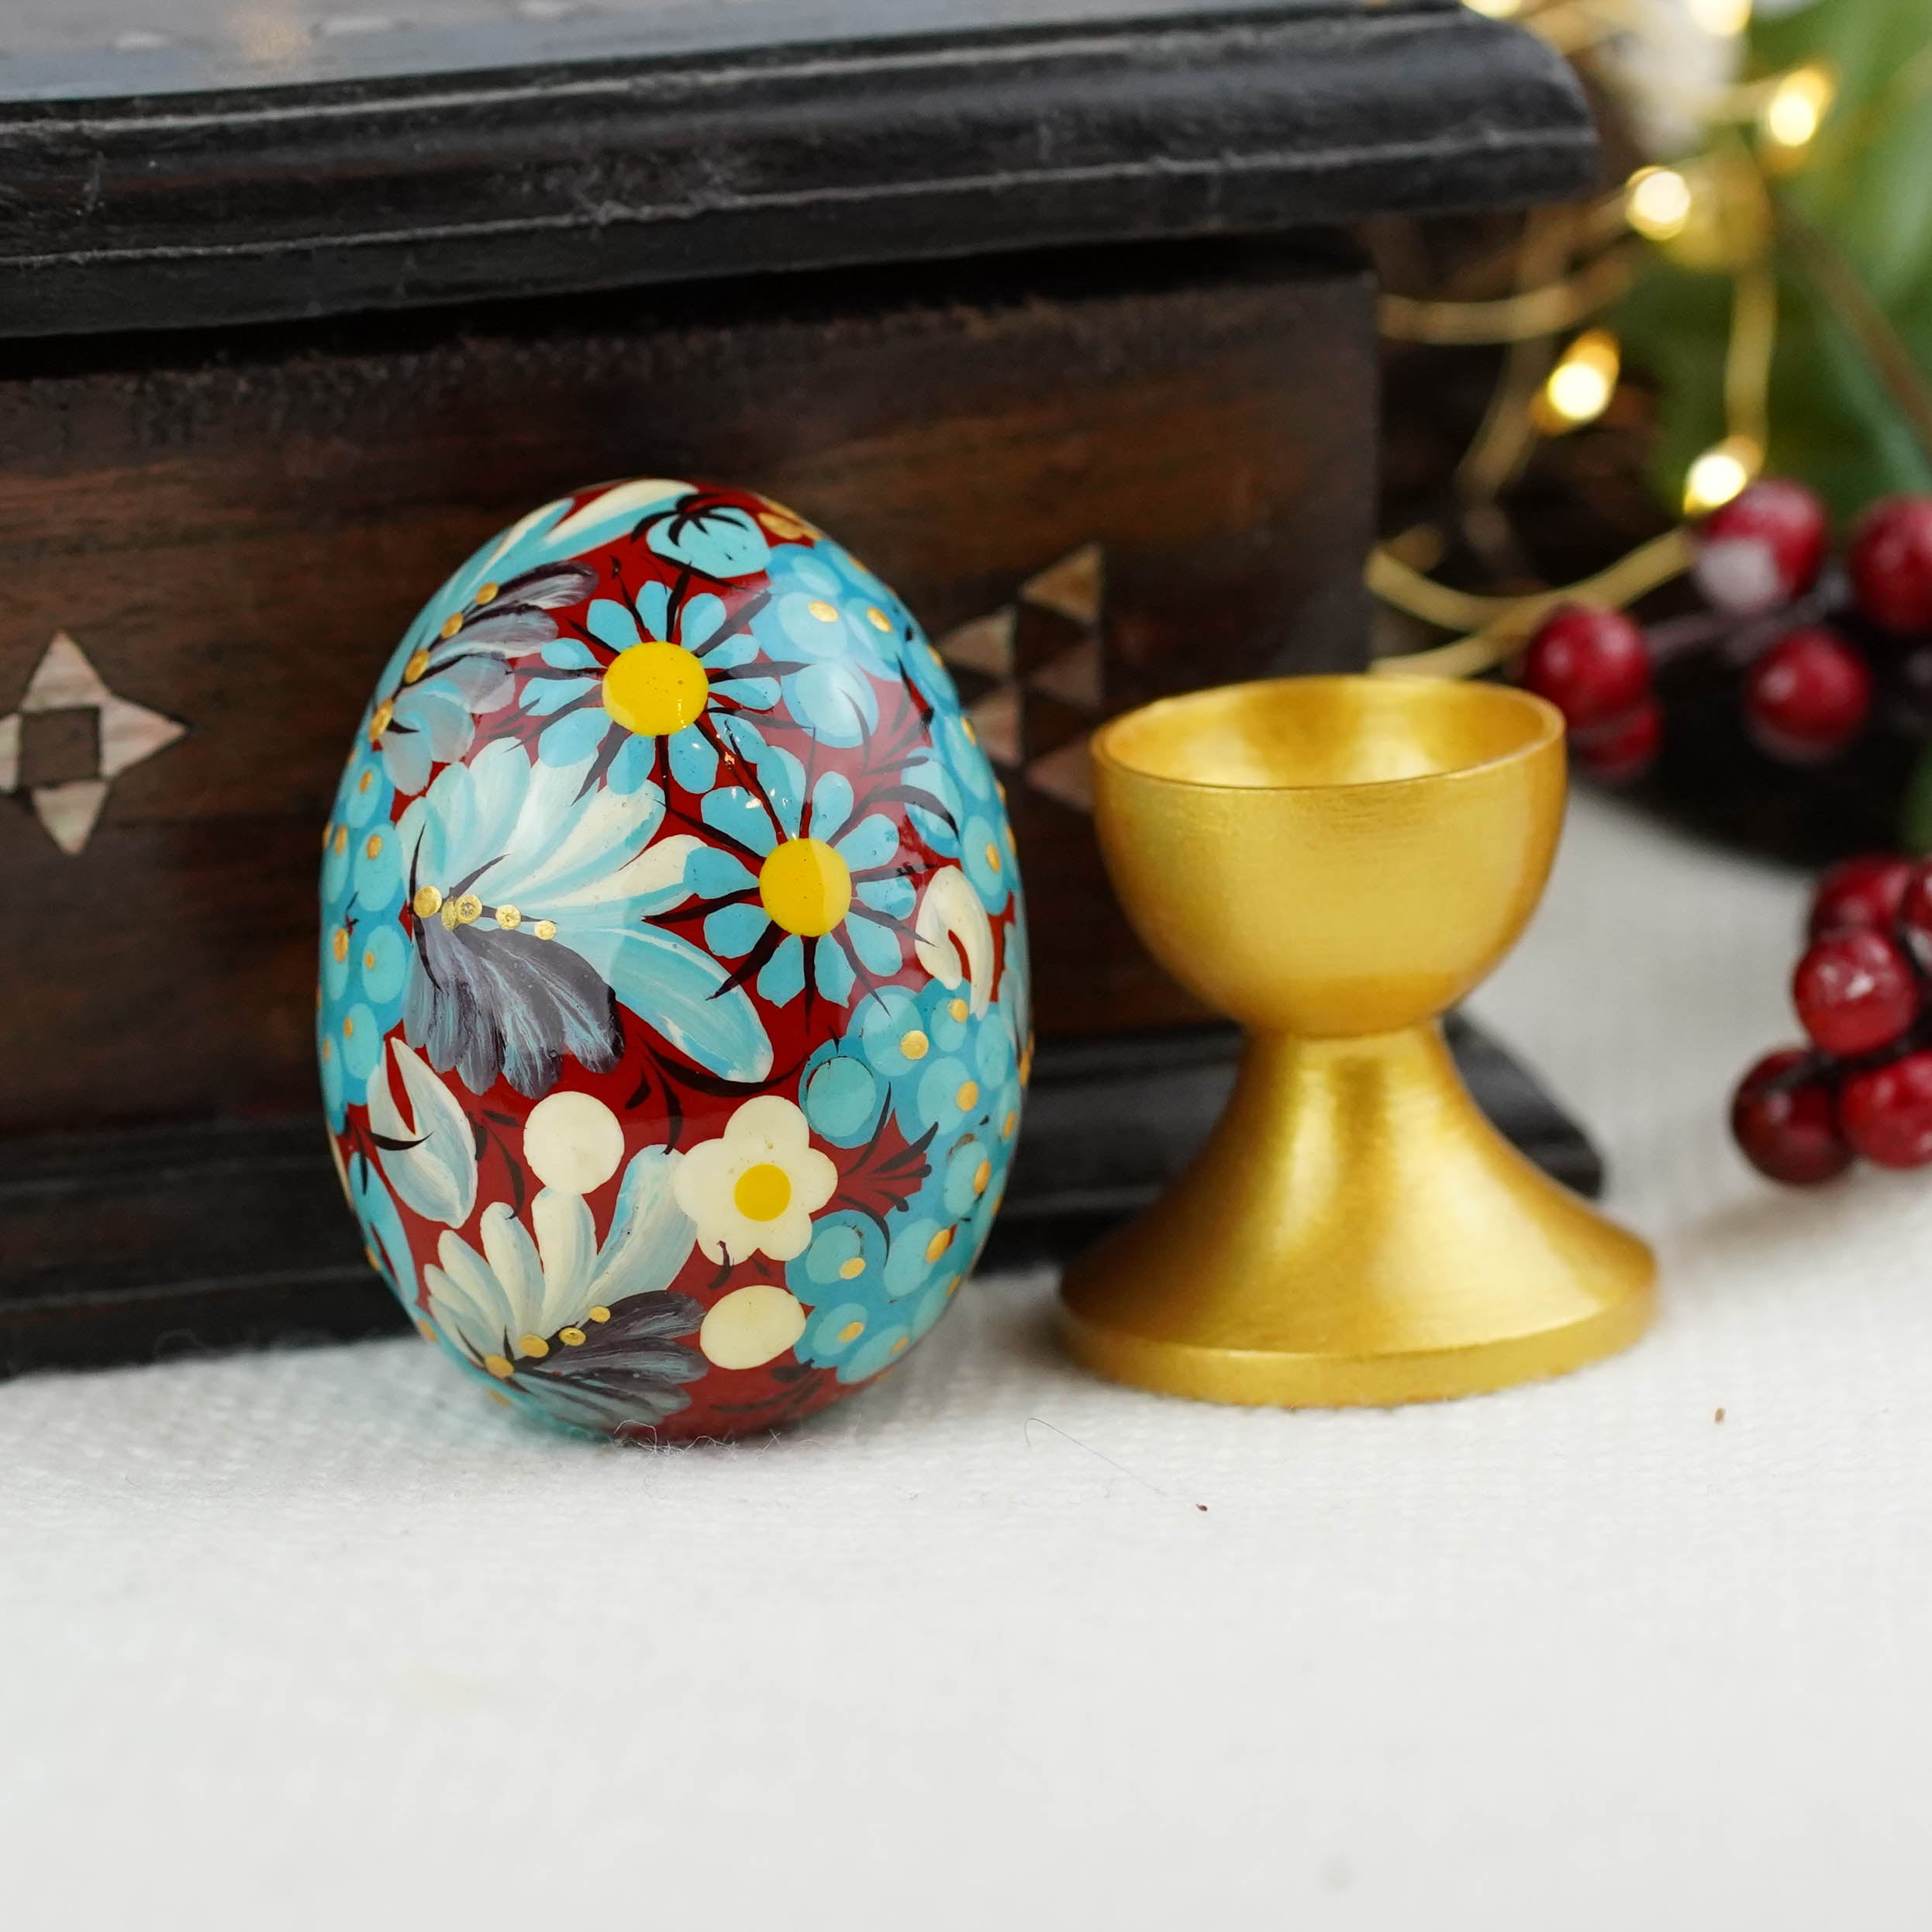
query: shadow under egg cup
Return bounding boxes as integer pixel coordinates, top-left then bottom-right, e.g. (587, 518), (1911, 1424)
(1061, 675), (1656, 1406)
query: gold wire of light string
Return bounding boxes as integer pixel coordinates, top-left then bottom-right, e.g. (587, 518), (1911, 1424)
(1367, 48), (1813, 680)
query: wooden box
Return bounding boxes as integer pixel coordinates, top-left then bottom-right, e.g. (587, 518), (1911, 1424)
(0, 0), (1596, 1368)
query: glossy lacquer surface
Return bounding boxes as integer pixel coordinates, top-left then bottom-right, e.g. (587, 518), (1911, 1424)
(320, 480), (1028, 1438)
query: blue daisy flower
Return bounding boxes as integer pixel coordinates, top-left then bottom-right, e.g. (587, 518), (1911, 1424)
(688, 744), (915, 1009)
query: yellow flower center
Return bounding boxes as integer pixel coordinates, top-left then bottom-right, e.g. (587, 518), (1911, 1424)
(900, 1029), (930, 1061)
(839, 1256), (867, 1279)
(602, 640), (709, 737)
(838, 1319), (865, 1344)
(733, 1162), (793, 1222)
(331, 927), (350, 963)
(758, 837), (851, 937)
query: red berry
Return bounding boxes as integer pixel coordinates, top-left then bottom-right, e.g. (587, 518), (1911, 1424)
(1792, 928), (1918, 1057)
(1571, 697), (1662, 784)
(1849, 495), (1932, 633)
(1894, 860), (1932, 974)
(1808, 853), (1913, 942)
(1730, 1048), (1853, 1185)
(1742, 626), (1872, 763)
(1520, 605), (1651, 730)
(1840, 1051), (1932, 1168)
(1695, 478), (1828, 615)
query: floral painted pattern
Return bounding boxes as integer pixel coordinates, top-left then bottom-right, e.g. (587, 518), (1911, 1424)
(319, 479), (1029, 1440)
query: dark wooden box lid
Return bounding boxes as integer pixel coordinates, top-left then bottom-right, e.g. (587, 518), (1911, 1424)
(0, 0), (1596, 340)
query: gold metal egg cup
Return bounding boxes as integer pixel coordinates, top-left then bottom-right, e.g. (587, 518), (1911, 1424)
(1061, 675), (1656, 1407)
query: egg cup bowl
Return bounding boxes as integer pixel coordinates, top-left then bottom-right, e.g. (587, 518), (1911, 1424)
(1059, 674), (1656, 1407)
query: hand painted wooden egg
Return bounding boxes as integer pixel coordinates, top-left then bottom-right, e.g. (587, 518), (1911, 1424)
(319, 479), (1029, 1439)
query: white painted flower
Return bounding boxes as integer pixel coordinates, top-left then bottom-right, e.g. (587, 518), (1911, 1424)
(425, 1147), (695, 1377)
(523, 1089), (626, 1195)
(700, 1282), (808, 1369)
(913, 864), (995, 1016)
(673, 1095), (837, 1264)
(367, 1038), (478, 1226)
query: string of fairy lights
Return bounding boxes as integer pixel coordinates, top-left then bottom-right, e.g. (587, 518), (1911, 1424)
(1368, 0), (1854, 679)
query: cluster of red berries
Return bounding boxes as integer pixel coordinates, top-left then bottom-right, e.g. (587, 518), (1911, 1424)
(1519, 484), (1932, 783)
(1731, 853), (1932, 1183)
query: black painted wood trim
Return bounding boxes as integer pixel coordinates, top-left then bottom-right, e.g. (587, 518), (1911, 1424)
(0, 5), (1596, 340)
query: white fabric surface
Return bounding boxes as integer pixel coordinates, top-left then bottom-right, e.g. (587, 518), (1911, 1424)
(6, 792), (1930, 1930)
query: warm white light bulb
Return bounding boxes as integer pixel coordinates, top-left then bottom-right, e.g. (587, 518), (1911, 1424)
(1540, 330), (1621, 430)
(1683, 438), (1761, 515)
(1686, 0), (1751, 36)
(1763, 65), (1835, 153)
(1627, 167), (1694, 241)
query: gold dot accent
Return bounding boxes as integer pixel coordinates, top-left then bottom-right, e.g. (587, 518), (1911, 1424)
(321, 1037), (333, 1061)
(487, 1389), (512, 1406)
(838, 1320), (865, 1344)
(973, 1159), (992, 1195)
(533, 919), (557, 941)
(956, 1080), (979, 1110)
(839, 1256), (867, 1280)
(341, 1016), (354, 1038)
(947, 1275), (962, 1296)
(357, 768), (374, 794)
(496, 905), (523, 931)
(1006, 826), (1017, 854)
(865, 606), (892, 633)
(927, 646), (944, 669)
(961, 718), (978, 744)
(323, 821), (334, 850)
(560, 1327), (587, 1347)
(331, 927), (350, 964)
(758, 509), (811, 540)
(415, 1319), (436, 1342)
(517, 1333), (550, 1358)
(807, 599), (840, 623)
(476, 582), (499, 605)
(333, 826), (349, 856)
(1002, 1110), (1018, 1140)
(925, 1226), (954, 1264)
(367, 700), (394, 742)
(984, 843), (1002, 872)
(402, 648), (430, 685)
(900, 1029), (930, 1061)
(949, 997), (968, 1023)
(891, 1337), (909, 1356)
(439, 613), (463, 640)
(484, 1354), (515, 1379)
(364, 833), (384, 860)
(362, 949), (378, 971)
(412, 885), (443, 919)
(588, 1306), (610, 1323)
(452, 893), (484, 926)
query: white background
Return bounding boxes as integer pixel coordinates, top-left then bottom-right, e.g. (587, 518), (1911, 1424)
(5, 791), (1929, 1930)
